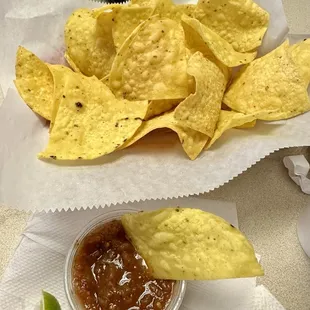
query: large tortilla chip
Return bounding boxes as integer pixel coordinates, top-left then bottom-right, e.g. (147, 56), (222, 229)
(207, 110), (257, 149)
(14, 46), (54, 120)
(182, 15), (257, 67)
(182, 19), (231, 81)
(289, 39), (310, 83)
(197, 0), (269, 52)
(122, 111), (208, 160)
(112, 6), (154, 52)
(65, 8), (116, 79)
(109, 16), (190, 101)
(224, 40), (310, 120)
(121, 208), (264, 280)
(175, 52), (226, 137)
(39, 72), (148, 160)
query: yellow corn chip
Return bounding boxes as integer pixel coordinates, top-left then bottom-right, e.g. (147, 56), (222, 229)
(197, 0), (269, 52)
(121, 208), (264, 280)
(182, 15), (257, 67)
(289, 39), (310, 83)
(145, 99), (181, 120)
(121, 111), (208, 160)
(110, 15), (190, 101)
(65, 8), (115, 79)
(112, 6), (154, 52)
(14, 46), (54, 120)
(174, 52), (226, 137)
(224, 40), (310, 120)
(39, 72), (148, 160)
(207, 110), (257, 149)
(182, 18), (231, 81)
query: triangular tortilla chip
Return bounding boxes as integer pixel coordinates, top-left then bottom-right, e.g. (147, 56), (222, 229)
(174, 52), (226, 137)
(224, 40), (310, 120)
(65, 8), (116, 79)
(122, 111), (208, 160)
(197, 0), (269, 52)
(121, 208), (264, 280)
(109, 15), (190, 101)
(14, 46), (54, 120)
(182, 15), (257, 67)
(39, 72), (148, 160)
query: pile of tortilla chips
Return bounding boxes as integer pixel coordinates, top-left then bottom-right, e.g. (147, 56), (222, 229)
(14, 0), (310, 161)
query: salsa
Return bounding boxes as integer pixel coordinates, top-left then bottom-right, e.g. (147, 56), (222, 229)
(72, 220), (175, 310)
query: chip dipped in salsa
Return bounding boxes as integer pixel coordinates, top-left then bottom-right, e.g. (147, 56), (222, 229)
(72, 220), (175, 310)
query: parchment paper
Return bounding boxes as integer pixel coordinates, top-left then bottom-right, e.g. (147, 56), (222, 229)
(1, 0), (309, 212)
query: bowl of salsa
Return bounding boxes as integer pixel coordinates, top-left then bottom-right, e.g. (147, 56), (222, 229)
(64, 209), (186, 310)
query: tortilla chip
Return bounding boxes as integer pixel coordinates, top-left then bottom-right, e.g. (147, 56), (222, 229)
(182, 21), (231, 82)
(65, 8), (116, 79)
(121, 111), (208, 160)
(39, 72), (148, 160)
(182, 15), (257, 67)
(112, 6), (154, 52)
(109, 15), (190, 101)
(121, 208), (264, 280)
(207, 110), (257, 149)
(174, 52), (226, 137)
(145, 99), (181, 120)
(197, 0), (269, 52)
(14, 46), (54, 120)
(289, 39), (310, 83)
(224, 40), (310, 120)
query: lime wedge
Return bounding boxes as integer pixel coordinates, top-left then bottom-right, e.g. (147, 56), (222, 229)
(40, 291), (61, 310)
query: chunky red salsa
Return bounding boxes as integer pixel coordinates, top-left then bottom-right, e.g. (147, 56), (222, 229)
(72, 220), (175, 310)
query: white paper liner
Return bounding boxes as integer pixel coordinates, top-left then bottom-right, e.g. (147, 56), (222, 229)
(1, 0), (310, 212)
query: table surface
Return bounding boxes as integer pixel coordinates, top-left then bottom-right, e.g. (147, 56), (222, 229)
(1, 1), (310, 310)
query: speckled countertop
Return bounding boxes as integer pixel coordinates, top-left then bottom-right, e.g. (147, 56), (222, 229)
(1, 1), (310, 309)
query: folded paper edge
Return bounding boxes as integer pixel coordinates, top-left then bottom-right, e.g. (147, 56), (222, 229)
(3, 144), (308, 213)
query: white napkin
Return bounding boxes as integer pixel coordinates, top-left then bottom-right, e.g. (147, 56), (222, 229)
(0, 197), (284, 310)
(251, 286), (286, 310)
(283, 155), (310, 194)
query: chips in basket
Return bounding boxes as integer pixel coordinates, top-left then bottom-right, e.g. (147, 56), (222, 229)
(224, 40), (310, 121)
(14, 46), (55, 121)
(109, 15), (190, 101)
(174, 52), (226, 137)
(122, 110), (209, 160)
(13, 0), (310, 161)
(181, 15), (257, 67)
(197, 0), (270, 52)
(65, 8), (116, 79)
(39, 70), (148, 160)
